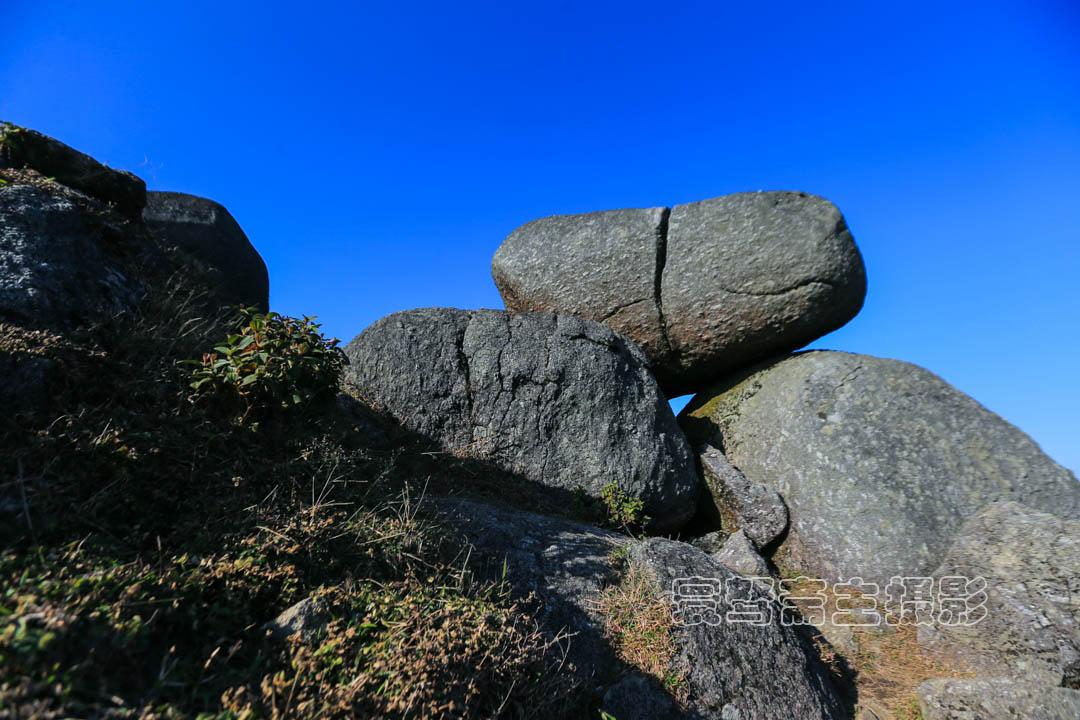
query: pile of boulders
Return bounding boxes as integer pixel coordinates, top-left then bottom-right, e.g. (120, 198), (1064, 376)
(346, 190), (1080, 718)
(4, 123), (1078, 719)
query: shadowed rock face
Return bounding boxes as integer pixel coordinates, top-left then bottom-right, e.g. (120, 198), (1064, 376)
(917, 679), (1080, 720)
(680, 351), (1080, 584)
(143, 191), (269, 311)
(0, 122), (146, 220)
(0, 182), (142, 330)
(436, 498), (849, 720)
(492, 191), (866, 396)
(344, 309), (699, 531)
(918, 501), (1080, 687)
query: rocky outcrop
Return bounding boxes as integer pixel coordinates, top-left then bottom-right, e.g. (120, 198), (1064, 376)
(698, 445), (788, 550)
(436, 498), (848, 720)
(492, 192), (865, 395)
(680, 351), (1080, 583)
(917, 501), (1080, 687)
(0, 122), (146, 219)
(916, 678), (1080, 720)
(143, 191), (269, 311)
(345, 309), (699, 530)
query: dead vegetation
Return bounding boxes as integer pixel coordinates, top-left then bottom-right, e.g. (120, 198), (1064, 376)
(0, 270), (586, 718)
(594, 561), (687, 702)
(779, 573), (974, 719)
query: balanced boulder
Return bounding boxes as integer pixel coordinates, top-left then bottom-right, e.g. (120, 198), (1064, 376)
(436, 498), (848, 720)
(0, 122), (146, 219)
(917, 501), (1080, 687)
(345, 309), (699, 530)
(493, 192), (866, 395)
(143, 191), (269, 311)
(680, 351), (1080, 583)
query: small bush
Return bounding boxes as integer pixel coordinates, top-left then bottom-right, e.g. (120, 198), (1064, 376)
(188, 308), (347, 416)
(600, 482), (647, 531)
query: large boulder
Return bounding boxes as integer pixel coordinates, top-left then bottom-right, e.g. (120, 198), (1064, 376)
(917, 501), (1080, 687)
(492, 192), (866, 395)
(916, 679), (1080, 720)
(0, 177), (143, 330)
(143, 191), (269, 311)
(680, 351), (1080, 583)
(345, 309), (698, 531)
(436, 498), (848, 720)
(0, 122), (146, 219)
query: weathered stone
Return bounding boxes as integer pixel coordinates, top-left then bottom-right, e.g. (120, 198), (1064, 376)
(143, 191), (269, 311)
(0, 122), (146, 219)
(345, 309), (699, 531)
(266, 596), (328, 643)
(492, 192), (866, 395)
(714, 529), (771, 577)
(698, 445), (788, 549)
(918, 501), (1080, 686)
(691, 530), (728, 555)
(493, 207), (668, 361)
(917, 678), (1080, 720)
(681, 351), (1080, 583)
(661, 192), (865, 393)
(436, 498), (848, 720)
(0, 182), (141, 329)
(627, 537), (847, 719)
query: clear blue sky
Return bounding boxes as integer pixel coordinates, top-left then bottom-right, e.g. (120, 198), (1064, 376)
(3, 1), (1078, 472)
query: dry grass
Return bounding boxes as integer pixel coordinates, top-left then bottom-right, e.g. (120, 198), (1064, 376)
(0, 268), (589, 718)
(594, 563), (687, 700)
(779, 574), (974, 719)
(850, 624), (974, 720)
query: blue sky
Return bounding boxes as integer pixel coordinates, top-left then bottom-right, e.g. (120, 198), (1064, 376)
(3, 1), (1078, 472)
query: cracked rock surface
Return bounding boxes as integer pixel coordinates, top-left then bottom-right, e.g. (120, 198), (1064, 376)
(679, 351), (1080, 583)
(344, 309), (699, 531)
(491, 191), (865, 395)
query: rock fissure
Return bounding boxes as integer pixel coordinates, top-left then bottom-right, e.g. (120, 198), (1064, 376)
(653, 207), (673, 358)
(455, 317), (475, 428)
(599, 297), (651, 321)
(711, 278), (837, 299)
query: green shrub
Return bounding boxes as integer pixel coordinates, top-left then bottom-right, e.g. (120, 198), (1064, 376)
(600, 482), (647, 531)
(188, 308), (347, 416)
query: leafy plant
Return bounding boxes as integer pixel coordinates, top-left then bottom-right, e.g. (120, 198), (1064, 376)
(187, 308), (347, 416)
(600, 482), (647, 531)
